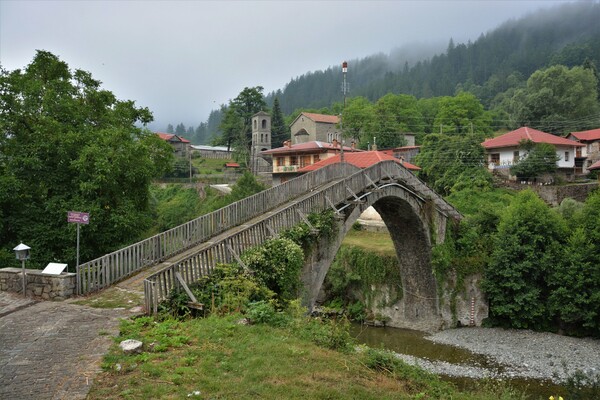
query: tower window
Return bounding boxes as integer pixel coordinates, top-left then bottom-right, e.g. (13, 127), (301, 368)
(262, 119), (267, 129)
(254, 120), (257, 130)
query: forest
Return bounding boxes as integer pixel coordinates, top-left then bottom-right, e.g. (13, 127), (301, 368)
(179, 1), (600, 145)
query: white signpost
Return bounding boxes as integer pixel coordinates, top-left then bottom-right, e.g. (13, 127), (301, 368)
(68, 211), (90, 272)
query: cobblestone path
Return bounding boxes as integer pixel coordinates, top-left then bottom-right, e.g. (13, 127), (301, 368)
(0, 298), (128, 400)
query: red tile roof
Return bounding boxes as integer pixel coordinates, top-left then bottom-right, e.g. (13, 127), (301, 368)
(482, 127), (583, 149)
(225, 162), (240, 168)
(156, 132), (191, 143)
(570, 128), (600, 142)
(299, 112), (339, 124)
(298, 151), (420, 172)
(261, 141), (356, 155)
(589, 160), (600, 170)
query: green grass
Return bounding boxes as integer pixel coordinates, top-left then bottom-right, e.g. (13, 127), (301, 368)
(72, 287), (143, 309)
(88, 315), (523, 400)
(343, 229), (395, 256)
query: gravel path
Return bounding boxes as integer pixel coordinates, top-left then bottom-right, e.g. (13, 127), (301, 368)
(405, 327), (600, 384)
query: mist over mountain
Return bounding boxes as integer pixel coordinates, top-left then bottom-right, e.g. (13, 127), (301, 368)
(192, 1), (600, 144)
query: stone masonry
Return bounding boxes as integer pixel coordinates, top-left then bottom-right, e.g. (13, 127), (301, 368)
(0, 267), (76, 300)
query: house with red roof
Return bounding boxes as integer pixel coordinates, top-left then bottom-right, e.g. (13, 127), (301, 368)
(156, 132), (191, 158)
(298, 150), (420, 173)
(261, 139), (358, 184)
(380, 145), (421, 164)
(567, 128), (600, 173)
(481, 127), (584, 180)
(290, 112), (341, 145)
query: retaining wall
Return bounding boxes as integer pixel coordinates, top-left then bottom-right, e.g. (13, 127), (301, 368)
(0, 268), (76, 300)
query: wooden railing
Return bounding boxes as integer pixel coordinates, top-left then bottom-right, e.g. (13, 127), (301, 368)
(143, 161), (460, 314)
(76, 163), (359, 295)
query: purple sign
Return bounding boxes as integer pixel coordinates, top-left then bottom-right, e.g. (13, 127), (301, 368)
(67, 211), (90, 225)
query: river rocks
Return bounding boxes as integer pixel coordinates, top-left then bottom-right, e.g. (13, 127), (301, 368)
(425, 327), (600, 384)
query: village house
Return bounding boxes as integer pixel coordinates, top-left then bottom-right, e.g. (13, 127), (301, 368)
(190, 144), (232, 159)
(261, 139), (358, 184)
(566, 128), (600, 173)
(380, 145), (420, 164)
(298, 150), (420, 173)
(290, 112), (341, 144)
(156, 132), (191, 158)
(481, 127), (584, 181)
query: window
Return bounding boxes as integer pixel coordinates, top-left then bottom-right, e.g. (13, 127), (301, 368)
(253, 120), (257, 130)
(513, 151), (520, 164)
(314, 154), (320, 163)
(262, 119), (267, 129)
(277, 157), (284, 167)
(290, 156), (297, 165)
(490, 153), (500, 165)
(565, 151), (569, 162)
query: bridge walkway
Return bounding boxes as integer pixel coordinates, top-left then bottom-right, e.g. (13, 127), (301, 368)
(79, 176), (347, 307)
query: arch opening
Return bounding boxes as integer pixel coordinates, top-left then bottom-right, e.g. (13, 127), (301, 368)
(301, 185), (443, 331)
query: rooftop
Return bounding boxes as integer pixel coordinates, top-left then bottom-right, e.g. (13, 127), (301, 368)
(482, 127), (583, 149)
(261, 140), (357, 155)
(569, 128), (600, 142)
(298, 151), (420, 172)
(156, 132), (190, 143)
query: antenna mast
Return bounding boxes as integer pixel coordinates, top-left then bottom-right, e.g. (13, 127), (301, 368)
(340, 61), (348, 162)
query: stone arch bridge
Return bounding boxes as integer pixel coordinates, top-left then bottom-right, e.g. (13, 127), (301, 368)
(76, 161), (461, 331)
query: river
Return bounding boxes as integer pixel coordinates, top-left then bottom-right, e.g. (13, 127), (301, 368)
(350, 323), (569, 399)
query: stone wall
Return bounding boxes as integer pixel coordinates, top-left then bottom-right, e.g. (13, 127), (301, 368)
(499, 181), (598, 206)
(0, 268), (76, 300)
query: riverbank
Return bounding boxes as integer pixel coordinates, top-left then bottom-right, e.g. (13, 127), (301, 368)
(421, 327), (600, 384)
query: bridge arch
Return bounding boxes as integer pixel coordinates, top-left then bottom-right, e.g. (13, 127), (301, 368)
(302, 183), (448, 331)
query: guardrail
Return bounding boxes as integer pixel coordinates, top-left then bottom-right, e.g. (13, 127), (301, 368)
(143, 161), (460, 314)
(76, 163), (358, 295)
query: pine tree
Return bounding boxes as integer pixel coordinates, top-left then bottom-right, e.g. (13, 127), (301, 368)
(271, 97), (288, 148)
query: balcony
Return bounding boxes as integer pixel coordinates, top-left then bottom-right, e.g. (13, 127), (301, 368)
(273, 165), (299, 173)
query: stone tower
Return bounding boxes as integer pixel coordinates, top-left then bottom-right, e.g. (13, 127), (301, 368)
(251, 111), (272, 156)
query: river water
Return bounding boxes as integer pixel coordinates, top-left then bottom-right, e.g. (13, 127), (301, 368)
(350, 323), (567, 399)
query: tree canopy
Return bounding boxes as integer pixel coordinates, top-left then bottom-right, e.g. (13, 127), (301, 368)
(0, 51), (173, 268)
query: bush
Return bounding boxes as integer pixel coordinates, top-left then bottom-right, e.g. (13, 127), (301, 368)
(245, 301), (291, 327)
(162, 263), (274, 318)
(241, 238), (304, 302)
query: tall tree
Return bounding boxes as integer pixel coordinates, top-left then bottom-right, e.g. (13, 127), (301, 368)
(483, 190), (567, 330)
(433, 92), (492, 135)
(0, 51), (173, 268)
(270, 97), (287, 148)
(166, 123), (174, 133)
(175, 123), (186, 135)
(509, 65), (600, 134)
(218, 86), (266, 158)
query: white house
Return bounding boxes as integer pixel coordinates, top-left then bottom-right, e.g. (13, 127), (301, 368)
(481, 127), (584, 179)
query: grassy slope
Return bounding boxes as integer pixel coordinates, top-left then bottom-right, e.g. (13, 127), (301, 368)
(89, 316), (518, 400)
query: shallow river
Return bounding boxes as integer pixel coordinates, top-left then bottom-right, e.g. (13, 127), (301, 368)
(350, 324), (567, 399)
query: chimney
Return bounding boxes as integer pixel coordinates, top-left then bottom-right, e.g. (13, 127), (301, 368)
(372, 143), (377, 151)
(283, 140), (292, 148)
(351, 141), (356, 150)
(399, 156), (404, 165)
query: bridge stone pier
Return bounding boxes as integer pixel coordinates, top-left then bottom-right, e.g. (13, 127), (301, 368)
(302, 182), (456, 332)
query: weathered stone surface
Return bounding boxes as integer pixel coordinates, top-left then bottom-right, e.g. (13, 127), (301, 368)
(119, 339), (143, 354)
(0, 299), (126, 400)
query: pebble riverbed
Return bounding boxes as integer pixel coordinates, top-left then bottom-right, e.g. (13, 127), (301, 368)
(394, 327), (600, 384)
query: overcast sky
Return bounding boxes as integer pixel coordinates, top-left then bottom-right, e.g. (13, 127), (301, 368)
(1, 0), (573, 131)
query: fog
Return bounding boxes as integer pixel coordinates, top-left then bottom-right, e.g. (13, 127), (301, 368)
(0, 0), (573, 130)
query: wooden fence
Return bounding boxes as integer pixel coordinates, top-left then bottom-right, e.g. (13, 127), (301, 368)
(143, 161), (460, 314)
(76, 163), (358, 295)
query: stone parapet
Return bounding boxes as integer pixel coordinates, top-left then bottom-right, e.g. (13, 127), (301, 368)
(0, 267), (76, 300)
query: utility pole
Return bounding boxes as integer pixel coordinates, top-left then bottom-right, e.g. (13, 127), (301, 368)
(340, 61), (349, 163)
